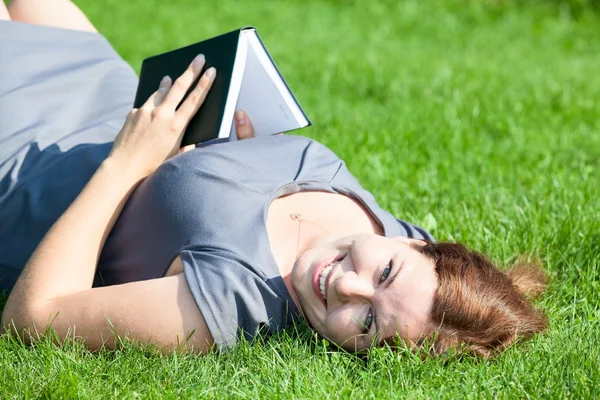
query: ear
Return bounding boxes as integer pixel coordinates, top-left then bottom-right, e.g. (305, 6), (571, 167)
(393, 236), (427, 247)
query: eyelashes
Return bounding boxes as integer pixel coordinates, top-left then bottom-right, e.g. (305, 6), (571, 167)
(380, 262), (392, 282)
(363, 261), (394, 333)
(363, 310), (373, 333)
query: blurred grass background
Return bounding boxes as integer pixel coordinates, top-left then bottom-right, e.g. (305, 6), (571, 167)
(1, 0), (599, 398)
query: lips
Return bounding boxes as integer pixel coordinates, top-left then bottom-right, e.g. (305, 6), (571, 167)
(311, 254), (344, 309)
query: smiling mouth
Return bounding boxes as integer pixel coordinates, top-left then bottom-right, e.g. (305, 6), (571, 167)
(319, 264), (335, 302)
(318, 257), (344, 305)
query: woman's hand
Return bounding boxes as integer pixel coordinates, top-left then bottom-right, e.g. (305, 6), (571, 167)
(109, 54), (215, 178)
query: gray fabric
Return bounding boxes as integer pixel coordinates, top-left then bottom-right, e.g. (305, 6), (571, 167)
(0, 22), (433, 351)
(0, 21), (137, 289)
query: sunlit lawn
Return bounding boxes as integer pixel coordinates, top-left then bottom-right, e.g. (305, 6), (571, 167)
(1, 0), (599, 398)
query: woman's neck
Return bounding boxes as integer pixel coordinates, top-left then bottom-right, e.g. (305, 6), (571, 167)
(266, 191), (383, 307)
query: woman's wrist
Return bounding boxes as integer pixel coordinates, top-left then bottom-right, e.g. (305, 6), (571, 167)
(101, 154), (150, 185)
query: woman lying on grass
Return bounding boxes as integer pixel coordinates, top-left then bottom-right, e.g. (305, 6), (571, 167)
(0, 0), (547, 358)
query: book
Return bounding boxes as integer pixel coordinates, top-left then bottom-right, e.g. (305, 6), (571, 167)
(133, 27), (311, 146)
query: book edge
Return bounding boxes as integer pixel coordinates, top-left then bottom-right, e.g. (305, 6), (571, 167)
(217, 29), (248, 138)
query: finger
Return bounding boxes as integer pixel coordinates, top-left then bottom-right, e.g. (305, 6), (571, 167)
(179, 144), (196, 153)
(125, 108), (139, 123)
(141, 76), (172, 111)
(234, 110), (255, 140)
(173, 67), (216, 130)
(153, 76), (172, 107)
(161, 54), (206, 111)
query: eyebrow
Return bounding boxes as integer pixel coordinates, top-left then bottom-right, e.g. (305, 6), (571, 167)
(374, 259), (404, 336)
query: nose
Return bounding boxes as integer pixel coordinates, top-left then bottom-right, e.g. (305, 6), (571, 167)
(334, 271), (375, 303)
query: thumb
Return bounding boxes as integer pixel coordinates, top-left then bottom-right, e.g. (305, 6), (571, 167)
(179, 144), (195, 153)
(235, 110), (255, 140)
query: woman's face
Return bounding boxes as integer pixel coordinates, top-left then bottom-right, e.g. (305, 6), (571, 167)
(291, 234), (438, 352)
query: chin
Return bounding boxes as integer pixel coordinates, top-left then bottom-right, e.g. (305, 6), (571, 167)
(289, 263), (309, 306)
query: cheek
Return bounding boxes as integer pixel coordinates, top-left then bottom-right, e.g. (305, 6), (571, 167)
(320, 318), (366, 352)
(319, 309), (358, 347)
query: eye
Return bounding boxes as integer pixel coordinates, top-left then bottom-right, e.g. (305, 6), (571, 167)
(363, 308), (373, 333)
(380, 262), (392, 282)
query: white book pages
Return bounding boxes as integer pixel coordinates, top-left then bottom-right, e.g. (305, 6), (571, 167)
(228, 29), (308, 140)
(217, 34), (248, 138)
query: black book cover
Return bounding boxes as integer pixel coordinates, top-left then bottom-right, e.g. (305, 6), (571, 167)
(133, 29), (241, 146)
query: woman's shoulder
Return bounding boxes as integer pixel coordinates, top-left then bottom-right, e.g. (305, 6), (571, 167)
(196, 134), (339, 159)
(167, 134), (345, 183)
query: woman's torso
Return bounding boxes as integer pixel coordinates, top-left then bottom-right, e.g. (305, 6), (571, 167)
(97, 134), (410, 286)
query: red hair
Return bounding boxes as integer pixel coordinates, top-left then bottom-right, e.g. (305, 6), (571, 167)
(414, 242), (548, 358)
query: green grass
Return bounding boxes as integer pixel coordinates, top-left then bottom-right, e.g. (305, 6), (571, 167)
(2, 0), (599, 398)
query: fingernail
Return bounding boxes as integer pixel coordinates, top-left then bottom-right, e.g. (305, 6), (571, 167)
(235, 110), (246, 125)
(160, 75), (171, 86)
(205, 67), (216, 78)
(193, 54), (205, 66)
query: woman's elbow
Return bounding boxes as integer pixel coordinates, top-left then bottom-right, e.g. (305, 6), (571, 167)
(1, 302), (48, 342)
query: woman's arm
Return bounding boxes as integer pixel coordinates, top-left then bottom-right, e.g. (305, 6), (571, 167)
(1, 54), (216, 353)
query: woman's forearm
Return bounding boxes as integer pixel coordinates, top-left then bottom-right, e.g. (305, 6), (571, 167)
(2, 157), (141, 324)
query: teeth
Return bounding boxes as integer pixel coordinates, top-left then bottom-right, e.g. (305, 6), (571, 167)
(319, 262), (337, 301)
